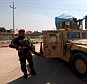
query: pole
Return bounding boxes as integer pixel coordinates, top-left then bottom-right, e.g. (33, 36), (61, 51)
(10, 2), (16, 38)
(40, 42), (43, 55)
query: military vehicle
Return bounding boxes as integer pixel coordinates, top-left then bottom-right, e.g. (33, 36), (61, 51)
(42, 14), (87, 77)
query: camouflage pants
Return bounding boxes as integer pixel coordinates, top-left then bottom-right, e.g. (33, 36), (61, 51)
(19, 52), (35, 75)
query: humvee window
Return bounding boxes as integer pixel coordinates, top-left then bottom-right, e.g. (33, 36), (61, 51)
(67, 32), (80, 39)
(49, 34), (57, 42)
(82, 32), (87, 38)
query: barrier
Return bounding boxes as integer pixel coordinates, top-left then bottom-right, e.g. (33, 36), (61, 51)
(0, 44), (10, 47)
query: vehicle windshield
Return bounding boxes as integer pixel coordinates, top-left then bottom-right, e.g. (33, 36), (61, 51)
(67, 32), (80, 39)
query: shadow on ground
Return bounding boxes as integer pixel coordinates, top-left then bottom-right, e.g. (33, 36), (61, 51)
(8, 55), (87, 84)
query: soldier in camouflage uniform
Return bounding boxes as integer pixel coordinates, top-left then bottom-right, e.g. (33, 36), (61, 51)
(9, 29), (36, 79)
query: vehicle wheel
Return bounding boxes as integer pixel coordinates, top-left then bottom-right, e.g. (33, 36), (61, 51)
(71, 53), (87, 78)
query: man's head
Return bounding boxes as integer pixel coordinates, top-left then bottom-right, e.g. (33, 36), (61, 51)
(18, 29), (25, 39)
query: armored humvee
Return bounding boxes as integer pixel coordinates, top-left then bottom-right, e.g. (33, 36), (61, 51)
(42, 15), (87, 77)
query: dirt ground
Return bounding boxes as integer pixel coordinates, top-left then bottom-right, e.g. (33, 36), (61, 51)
(0, 44), (87, 84)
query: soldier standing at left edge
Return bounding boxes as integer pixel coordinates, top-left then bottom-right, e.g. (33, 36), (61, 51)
(9, 29), (37, 79)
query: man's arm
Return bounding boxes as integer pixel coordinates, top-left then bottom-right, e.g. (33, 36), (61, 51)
(19, 40), (41, 56)
(9, 38), (18, 49)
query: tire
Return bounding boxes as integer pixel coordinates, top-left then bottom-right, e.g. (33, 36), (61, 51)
(71, 53), (87, 78)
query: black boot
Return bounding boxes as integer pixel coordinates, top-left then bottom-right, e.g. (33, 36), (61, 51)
(23, 72), (28, 79)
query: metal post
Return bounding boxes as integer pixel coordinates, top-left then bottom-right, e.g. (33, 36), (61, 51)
(10, 2), (16, 38)
(40, 42), (43, 55)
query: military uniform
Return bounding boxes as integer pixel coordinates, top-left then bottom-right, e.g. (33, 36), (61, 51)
(9, 29), (36, 79)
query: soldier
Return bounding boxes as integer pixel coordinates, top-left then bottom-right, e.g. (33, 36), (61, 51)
(9, 29), (37, 79)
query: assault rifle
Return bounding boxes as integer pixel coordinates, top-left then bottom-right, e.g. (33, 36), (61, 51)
(9, 39), (41, 56)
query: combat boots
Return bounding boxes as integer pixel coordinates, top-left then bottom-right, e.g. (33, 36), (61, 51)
(23, 72), (28, 79)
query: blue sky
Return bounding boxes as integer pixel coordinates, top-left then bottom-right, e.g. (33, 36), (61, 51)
(0, 0), (87, 32)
